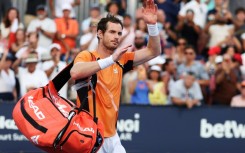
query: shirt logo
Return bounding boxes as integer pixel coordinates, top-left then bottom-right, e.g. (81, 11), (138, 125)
(113, 68), (118, 74)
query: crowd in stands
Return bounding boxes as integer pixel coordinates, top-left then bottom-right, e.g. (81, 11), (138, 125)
(1, 0), (245, 108)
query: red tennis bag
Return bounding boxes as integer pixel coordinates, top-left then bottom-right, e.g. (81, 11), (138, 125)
(12, 62), (104, 153)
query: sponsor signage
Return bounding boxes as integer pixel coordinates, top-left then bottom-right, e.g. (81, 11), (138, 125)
(1, 103), (245, 153)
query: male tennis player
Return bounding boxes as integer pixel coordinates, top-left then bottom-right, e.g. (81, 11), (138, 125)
(70, 0), (161, 152)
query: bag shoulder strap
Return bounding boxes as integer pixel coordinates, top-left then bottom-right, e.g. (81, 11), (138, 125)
(75, 51), (98, 123)
(52, 61), (74, 92)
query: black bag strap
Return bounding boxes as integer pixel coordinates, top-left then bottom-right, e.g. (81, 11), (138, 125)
(75, 52), (98, 123)
(52, 61), (74, 92)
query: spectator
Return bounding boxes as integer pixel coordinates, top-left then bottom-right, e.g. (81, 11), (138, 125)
(177, 45), (209, 86)
(129, 65), (150, 105)
(132, 30), (146, 51)
(121, 69), (137, 104)
(176, 9), (201, 51)
(109, 0), (127, 16)
(174, 37), (187, 65)
(54, 3), (79, 61)
(0, 0), (12, 22)
(170, 71), (203, 109)
(16, 52), (48, 97)
(162, 42), (176, 60)
(148, 65), (167, 105)
(27, 5), (56, 48)
(179, 0), (208, 29)
(135, 18), (148, 40)
(213, 54), (240, 105)
(11, 29), (26, 55)
(206, 11), (234, 48)
(24, 0), (46, 27)
(81, 4), (101, 34)
(234, 7), (245, 31)
(231, 80), (245, 107)
(49, 0), (80, 18)
(118, 14), (135, 51)
(205, 46), (221, 73)
(0, 7), (24, 38)
(42, 43), (68, 98)
(13, 32), (47, 68)
(104, 1), (123, 21)
(162, 58), (178, 100)
(207, 0), (228, 23)
(79, 21), (98, 51)
(156, 0), (180, 27)
(0, 48), (16, 101)
(0, 7), (24, 48)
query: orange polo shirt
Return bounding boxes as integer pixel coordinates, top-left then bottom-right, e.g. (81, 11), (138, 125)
(54, 18), (79, 54)
(74, 51), (135, 137)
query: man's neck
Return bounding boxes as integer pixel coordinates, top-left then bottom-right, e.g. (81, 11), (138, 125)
(186, 60), (194, 66)
(97, 44), (114, 58)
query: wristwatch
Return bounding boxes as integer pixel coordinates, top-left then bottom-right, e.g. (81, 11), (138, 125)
(61, 34), (66, 39)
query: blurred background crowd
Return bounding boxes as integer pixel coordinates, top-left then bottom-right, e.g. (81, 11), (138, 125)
(1, 0), (245, 108)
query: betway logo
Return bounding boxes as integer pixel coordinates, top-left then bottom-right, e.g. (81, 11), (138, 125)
(28, 96), (45, 120)
(200, 119), (245, 138)
(0, 116), (18, 130)
(73, 122), (94, 133)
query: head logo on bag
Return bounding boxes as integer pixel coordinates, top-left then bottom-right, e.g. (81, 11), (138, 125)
(27, 96), (45, 120)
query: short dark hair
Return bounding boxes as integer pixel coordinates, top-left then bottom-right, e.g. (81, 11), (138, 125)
(97, 13), (123, 34)
(163, 58), (173, 71)
(235, 7), (245, 15)
(184, 45), (195, 52)
(123, 14), (132, 19)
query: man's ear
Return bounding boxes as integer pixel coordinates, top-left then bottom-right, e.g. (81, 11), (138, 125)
(97, 30), (103, 40)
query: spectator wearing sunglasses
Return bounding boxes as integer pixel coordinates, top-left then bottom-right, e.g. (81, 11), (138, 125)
(177, 45), (209, 87)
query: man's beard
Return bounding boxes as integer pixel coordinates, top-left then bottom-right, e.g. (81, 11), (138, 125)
(103, 40), (118, 51)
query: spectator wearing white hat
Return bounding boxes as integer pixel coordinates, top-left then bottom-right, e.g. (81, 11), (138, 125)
(42, 43), (68, 98)
(17, 52), (48, 97)
(27, 5), (56, 48)
(49, 0), (80, 18)
(53, 3), (79, 61)
(148, 65), (167, 105)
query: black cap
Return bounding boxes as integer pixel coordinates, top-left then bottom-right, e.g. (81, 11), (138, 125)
(36, 5), (46, 11)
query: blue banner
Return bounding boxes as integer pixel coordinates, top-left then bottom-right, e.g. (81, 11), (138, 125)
(1, 102), (245, 153)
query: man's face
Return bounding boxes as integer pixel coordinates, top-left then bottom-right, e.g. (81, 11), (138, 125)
(123, 17), (131, 27)
(51, 48), (60, 59)
(90, 9), (100, 18)
(63, 10), (71, 18)
(166, 61), (176, 73)
(134, 35), (145, 49)
(27, 62), (37, 73)
(185, 48), (196, 61)
(99, 22), (122, 51)
(37, 9), (46, 19)
(184, 75), (195, 89)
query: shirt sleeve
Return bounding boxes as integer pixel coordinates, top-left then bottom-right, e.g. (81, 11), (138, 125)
(199, 64), (209, 80)
(193, 81), (203, 100)
(121, 52), (135, 74)
(74, 51), (93, 64)
(170, 82), (182, 99)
